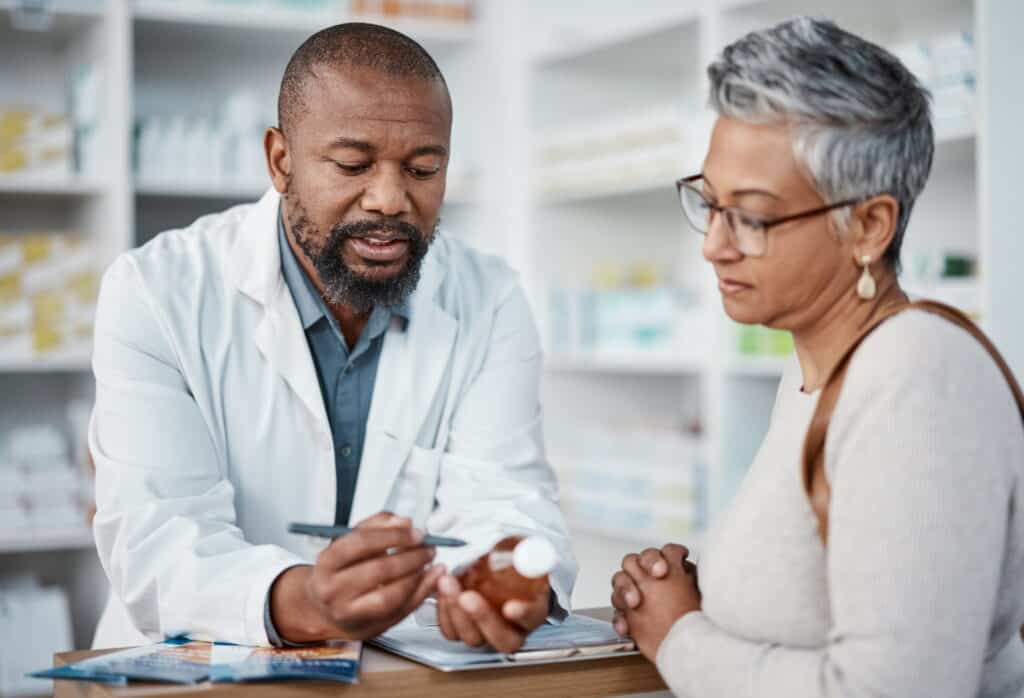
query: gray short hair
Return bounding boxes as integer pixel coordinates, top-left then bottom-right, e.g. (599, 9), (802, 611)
(707, 17), (934, 269)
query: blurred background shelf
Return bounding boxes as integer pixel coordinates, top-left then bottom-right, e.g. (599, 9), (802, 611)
(0, 176), (106, 198)
(0, 355), (93, 374)
(0, 528), (94, 555)
(546, 353), (703, 376)
(134, 179), (268, 200)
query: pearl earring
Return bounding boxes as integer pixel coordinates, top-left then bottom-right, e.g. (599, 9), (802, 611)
(857, 255), (876, 300)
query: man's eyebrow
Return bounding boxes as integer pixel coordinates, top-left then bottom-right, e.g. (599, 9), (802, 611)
(408, 144), (448, 158)
(327, 137), (374, 152)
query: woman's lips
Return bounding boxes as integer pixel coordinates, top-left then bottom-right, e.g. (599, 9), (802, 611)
(718, 277), (753, 296)
(347, 237), (410, 263)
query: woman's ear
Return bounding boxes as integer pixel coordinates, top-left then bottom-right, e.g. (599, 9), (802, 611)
(264, 127), (291, 194)
(851, 194), (900, 262)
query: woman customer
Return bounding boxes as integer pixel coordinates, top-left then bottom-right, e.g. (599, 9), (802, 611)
(610, 17), (1024, 698)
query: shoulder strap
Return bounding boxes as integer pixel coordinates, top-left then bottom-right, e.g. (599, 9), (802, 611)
(801, 299), (1024, 545)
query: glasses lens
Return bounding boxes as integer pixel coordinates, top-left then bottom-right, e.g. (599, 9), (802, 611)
(679, 183), (711, 233)
(723, 209), (767, 257)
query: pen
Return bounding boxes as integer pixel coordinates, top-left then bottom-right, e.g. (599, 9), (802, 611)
(288, 522), (467, 547)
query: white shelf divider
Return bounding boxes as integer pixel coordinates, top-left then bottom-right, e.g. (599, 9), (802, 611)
(0, 354), (93, 373)
(134, 179), (267, 200)
(0, 528), (95, 555)
(0, 176), (106, 197)
(546, 353), (704, 376)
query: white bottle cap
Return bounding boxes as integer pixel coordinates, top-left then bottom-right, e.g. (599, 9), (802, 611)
(513, 536), (557, 578)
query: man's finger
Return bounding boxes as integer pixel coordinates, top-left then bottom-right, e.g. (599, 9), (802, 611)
(336, 545), (436, 597)
(502, 588), (548, 632)
(355, 511), (410, 529)
(398, 564), (446, 619)
(437, 596), (457, 641)
(458, 592), (524, 654)
(448, 597), (486, 647)
(639, 548), (669, 578)
(611, 570), (641, 610)
(317, 526), (425, 570)
(346, 565), (435, 623)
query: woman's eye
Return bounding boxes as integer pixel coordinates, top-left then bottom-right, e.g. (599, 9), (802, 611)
(737, 213), (766, 230)
(335, 162), (369, 175)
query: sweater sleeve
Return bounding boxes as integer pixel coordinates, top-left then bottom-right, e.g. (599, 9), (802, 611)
(654, 312), (1019, 697)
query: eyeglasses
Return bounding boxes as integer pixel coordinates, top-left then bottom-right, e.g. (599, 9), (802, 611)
(675, 174), (866, 257)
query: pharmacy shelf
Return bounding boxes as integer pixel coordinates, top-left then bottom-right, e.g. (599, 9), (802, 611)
(0, 354), (93, 374)
(532, 8), (699, 69)
(724, 355), (791, 378)
(0, 176), (106, 198)
(0, 528), (95, 555)
(134, 179), (267, 201)
(546, 353), (703, 376)
(536, 177), (677, 206)
(0, 0), (105, 39)
(132, 1), (476, 46)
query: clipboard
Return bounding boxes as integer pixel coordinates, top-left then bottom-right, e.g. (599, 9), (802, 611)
(370, 612), (639, 672)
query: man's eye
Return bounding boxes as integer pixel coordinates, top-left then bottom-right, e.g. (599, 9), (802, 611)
(335, 162), (369, 175)
(406, 166), (440, 179)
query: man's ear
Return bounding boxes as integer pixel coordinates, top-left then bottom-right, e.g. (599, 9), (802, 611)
(851, 193), (899, 263)
(265, 127), (291, 194)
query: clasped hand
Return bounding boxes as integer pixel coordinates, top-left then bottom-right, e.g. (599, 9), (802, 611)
(610, 543), (702, 661)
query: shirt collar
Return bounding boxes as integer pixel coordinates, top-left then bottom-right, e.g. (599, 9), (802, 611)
(277, 207), (409, 334)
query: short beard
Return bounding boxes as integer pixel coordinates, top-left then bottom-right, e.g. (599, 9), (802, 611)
(285, 198), (433, 314)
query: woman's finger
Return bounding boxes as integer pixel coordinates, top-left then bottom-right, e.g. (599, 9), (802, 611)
(639, 548), (669, 578)
(611, 570), (641, 609)
(661, 544), (690, 567)
(612, 610), (630, 637)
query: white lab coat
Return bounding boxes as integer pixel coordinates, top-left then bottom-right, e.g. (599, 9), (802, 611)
(89, 189), (577, 648)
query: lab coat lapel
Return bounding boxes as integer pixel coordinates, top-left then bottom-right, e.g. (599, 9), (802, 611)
(349, 255), (457, 524)
(229, 189), (332, 440)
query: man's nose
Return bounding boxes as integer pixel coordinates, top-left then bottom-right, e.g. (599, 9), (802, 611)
(360, 165), (411, 217)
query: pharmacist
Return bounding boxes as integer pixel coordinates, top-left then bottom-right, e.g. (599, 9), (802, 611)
(89, 23), (576, 651)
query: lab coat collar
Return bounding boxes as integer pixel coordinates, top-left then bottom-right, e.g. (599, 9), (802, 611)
(228, 188), (456, 523)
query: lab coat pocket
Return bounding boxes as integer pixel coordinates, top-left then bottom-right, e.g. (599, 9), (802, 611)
(388, 445), (443, 528)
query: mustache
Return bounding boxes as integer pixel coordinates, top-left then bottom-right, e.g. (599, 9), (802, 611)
(330, 219), (424, 244)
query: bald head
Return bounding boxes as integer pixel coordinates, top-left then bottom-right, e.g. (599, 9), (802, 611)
(277, 22), (452, 136)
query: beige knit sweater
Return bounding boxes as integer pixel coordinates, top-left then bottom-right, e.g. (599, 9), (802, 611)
(655, 310), (1024, 697)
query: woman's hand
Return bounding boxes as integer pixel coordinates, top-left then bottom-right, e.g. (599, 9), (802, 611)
(611, 543), (701, 661)
(611, 543), (693, 632)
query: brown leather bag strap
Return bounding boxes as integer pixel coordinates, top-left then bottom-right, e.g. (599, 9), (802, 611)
(801, 299), (1024, 545)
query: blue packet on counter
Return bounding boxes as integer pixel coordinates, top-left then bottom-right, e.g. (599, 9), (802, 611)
(30, 637), (211, 685)
(208, 640), (361, 683)
(30, 636), (362, 687)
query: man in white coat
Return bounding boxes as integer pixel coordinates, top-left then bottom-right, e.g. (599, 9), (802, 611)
(89, 23), (576, 651)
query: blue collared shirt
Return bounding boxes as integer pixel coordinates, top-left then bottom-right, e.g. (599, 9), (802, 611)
(265, 209), (407, 645)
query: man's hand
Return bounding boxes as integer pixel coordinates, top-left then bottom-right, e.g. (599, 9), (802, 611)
(270, 512), (446, 643)
(610, 543), (701, 661)
(435, 574), (550, 653)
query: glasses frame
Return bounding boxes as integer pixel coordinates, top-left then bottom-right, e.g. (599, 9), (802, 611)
(675, 174), (869, 255)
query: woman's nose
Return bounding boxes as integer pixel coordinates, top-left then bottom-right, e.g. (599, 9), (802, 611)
(702, 212), (742, 263)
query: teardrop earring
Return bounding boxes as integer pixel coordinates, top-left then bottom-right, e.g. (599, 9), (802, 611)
(856, 255), (876, 300)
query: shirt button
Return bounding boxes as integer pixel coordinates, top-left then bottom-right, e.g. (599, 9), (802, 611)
(343, 365), (352, 375)
(341, 445), (353, 458)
